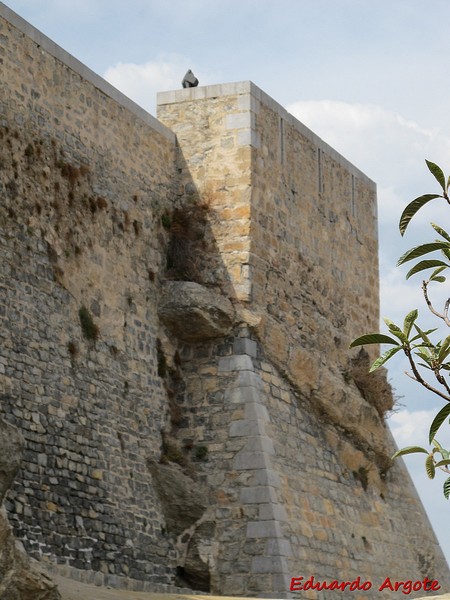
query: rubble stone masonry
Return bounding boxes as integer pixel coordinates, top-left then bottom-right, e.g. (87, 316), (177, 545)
(1, 3), (449, 598)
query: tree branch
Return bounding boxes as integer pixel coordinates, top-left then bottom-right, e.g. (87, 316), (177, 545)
(422, 280), (450, 326)
(404, 348), (450, 402)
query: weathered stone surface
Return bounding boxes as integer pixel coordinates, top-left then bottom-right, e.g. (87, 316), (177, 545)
(182, 521), (216, 592)
(2, 4), (450, 597)
(158, 282), (235, 341)
(0, 510), (60, 600)
(148, 461), (208, 536)
(0, 419), (60, 600)
(0, 420), (24, 504)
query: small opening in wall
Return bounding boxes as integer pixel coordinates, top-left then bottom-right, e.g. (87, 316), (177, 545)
(318, 148), (324, 194)
(279, 117), (285, 165)
(351, 174), (357, 217)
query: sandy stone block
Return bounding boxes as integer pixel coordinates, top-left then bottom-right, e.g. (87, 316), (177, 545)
(226, 112), (251, 130)
(238, 129), (260, 148)
(220, 204), (251, 219)
(287, 346), (319, 390)
(262, 319), (289, 364)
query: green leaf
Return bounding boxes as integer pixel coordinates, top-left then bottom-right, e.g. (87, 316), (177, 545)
(438, 335), (450, 362)
(425, 455), (436, 479)
(444, 477), (450, 499)
(434, 459), (450, 468)
(406, 260), (449, 280)
(415, 351), (432, 363)
(429, 403), (450, 444)
(426, 160), (446, 192)
(382, 319), (409, 344)
(391, 446), (428, 460)
(350, 334), (400, 348)
(399, 194), (442, 236)
(369, 346), (402, 372)
(411, 327), (437, 341)
(431, 223), (450, 242)
(430, 265), (447, 279)
(414, 324), (433, 345)
(397, 242), (450, 266)
(403, 309), (418, 338)
(432, 276), (446, 283)
(432, 438), (444, 451)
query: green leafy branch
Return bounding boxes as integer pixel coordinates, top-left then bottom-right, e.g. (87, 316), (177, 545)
(392, 438), (450, 499)
(351, 160), (450, 498)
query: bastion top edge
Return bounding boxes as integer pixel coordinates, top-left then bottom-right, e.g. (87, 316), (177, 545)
(157, 81), (376, 189)
(0, 1), (174, 142)
(1, 0), (375, 189)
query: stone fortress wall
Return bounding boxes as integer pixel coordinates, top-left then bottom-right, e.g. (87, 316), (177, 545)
(1, 3), (449, 598)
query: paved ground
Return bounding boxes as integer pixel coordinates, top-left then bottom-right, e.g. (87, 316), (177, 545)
(53, 575), (256, 600)
(53, 575), (449, 600)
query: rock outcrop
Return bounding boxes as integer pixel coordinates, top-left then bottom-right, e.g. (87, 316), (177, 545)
(158, 281), (235, 342)
(0, 419), (60, 600)
(148, 460), (217, 592)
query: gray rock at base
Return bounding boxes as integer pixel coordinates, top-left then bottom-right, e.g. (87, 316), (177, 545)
(158, 281), (235, 342)
(0, 419), (61, 600)
(0, 419), (24, 504)
(148, 460), (208, 536)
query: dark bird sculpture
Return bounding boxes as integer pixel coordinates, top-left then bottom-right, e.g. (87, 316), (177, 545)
(182, 70), (199, 88)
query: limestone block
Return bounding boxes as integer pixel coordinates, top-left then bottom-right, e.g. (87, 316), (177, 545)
(240, 486), (278, 504)
(251, 555), (286, 573)
(218, 355), (253, 372)
(234, 451), (270, 471)
(246, 520), (283, 538)
(158, 281), (235, 342)
(229, 419), (265, 437)
(233, 337), (257, 357)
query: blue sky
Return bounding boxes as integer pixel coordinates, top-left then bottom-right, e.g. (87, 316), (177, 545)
(4, 0), (450, 572)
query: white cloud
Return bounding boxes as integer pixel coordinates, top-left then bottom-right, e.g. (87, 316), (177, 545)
(388, 409), (435, 448)
(286, 100), (450, 192)
(103, 54), (204, 114)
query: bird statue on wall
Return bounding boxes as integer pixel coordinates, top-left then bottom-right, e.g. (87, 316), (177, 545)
(182, 70), (199, 88)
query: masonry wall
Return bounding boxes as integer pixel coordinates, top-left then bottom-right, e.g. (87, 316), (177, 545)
(2, 3), (450, 598)
(0, 5), (182, 590)
(171, 329), (450, 598)
(158, 82), (388, 482)
(158, 84), (450, 597)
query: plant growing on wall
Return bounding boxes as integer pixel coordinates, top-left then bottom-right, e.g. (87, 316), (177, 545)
(78, 305), (99, 341)
(351, 161), (450, 498)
